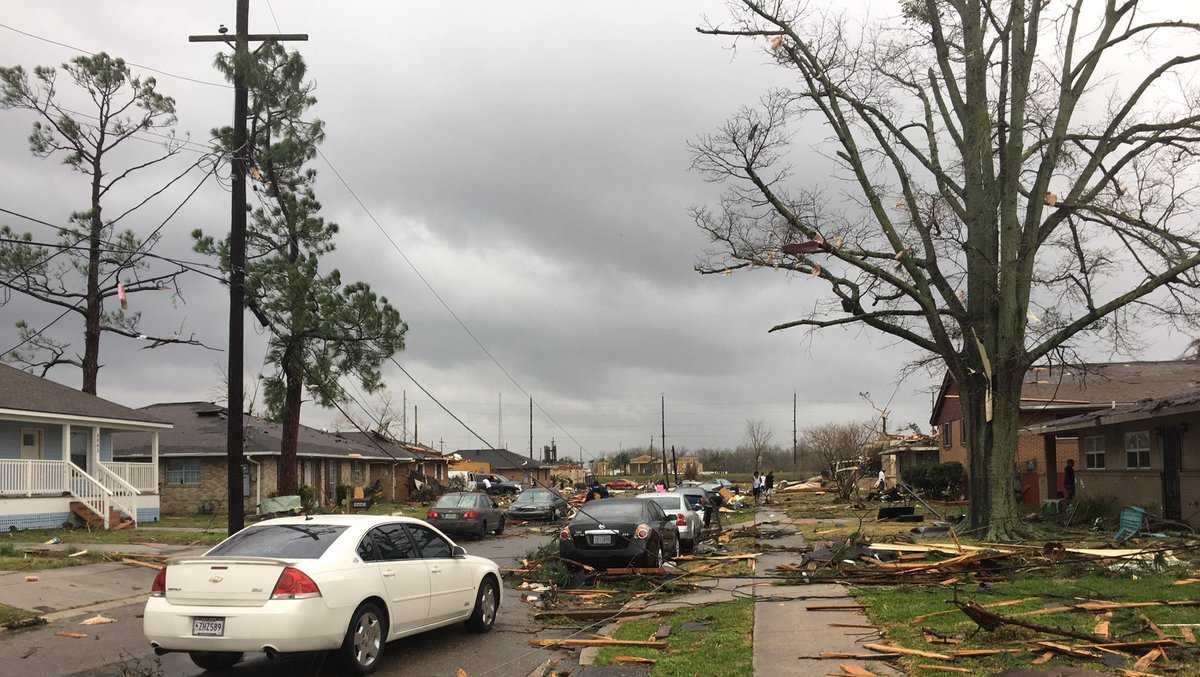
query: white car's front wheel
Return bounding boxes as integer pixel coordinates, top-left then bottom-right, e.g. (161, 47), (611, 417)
(466, 577), (499, 633)
(339, 602), (387, 674)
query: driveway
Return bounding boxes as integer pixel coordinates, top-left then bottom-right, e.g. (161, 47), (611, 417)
(1, 526), (557, 677)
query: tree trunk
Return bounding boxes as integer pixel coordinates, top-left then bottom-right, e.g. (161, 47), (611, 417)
(278, 350), (303, 495)
(81, 160), (104, 394)
(963, 372), (1022, 540)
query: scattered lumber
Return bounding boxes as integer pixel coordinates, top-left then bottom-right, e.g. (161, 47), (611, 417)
(801, 652), (900, 660)
(1032, 641), (1102, 659)
(917, 666), (972, 674)
(955, 600), (1108, 643)
(911, 597), (1036, 623)
(613, 656), (656, 665)
(55, 631), (88, 639)
(67, 550), (89, 558)
(1131, 647), (1163, 672)
(1032, 651), (1055, 665)
(600, 567), (670, 576)
(862, 643), (951, 661)
(1173, 578), (1200, 586)
(120, 558), (164, 571)
(948, 648), (1023, 658)
(1015, 599), (1200, 618)
(529, 638), (667, 649)
(838, 664), (876, 677)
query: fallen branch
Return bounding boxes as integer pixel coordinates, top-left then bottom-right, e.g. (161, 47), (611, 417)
(529, 638), (667, 649)
(862, 643), (951, 661)
(954, 600), (1108, 643)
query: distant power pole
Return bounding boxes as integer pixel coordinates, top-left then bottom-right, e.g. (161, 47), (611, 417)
(189, 1), (307, 536)
(413, 404), (418, 446)
(793, 391), (798, 469)
(660, 395), (668, 488)
(402, 389), (407, 442)
(528, 396), (533, 459)
(498, 393), (503, 449)
(671, 445), (678, 486)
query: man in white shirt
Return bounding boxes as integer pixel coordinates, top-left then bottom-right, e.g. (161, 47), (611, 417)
(876, 468), (887, 492)
(481, 477), (492, 492)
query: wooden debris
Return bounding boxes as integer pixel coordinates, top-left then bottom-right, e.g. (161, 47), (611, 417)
(1181, 627), (1196, 643)
(24, 575), (38, 582)
(862, 643), (951, 661)
(600, 567), (670, 576)
(805, 652), (900, 660)
(922, 629), (961, 645)
(1131, 647), (1163, 672)
(955, 600), (1107, 643)
(1094, 619), (1110, 638)
(67, 550), (89, 558)
(533, 608), (651, 620)
(613, 656), (656, 665)
(838, 664), (876, 677)
(80, 615), (116, 626)
(55, 631), (88, 639)
(917, 666), (972, 674)
(1075, 640), (1178, 651)
(949, 648), (1023, 658)
(120, 558), (164, 571)
(807, 605), (866, 611)
(1173, 578), (1200, 586)
(1032, 651), (1055, 665)
(1033, 641), (1102, 659)
(528, 638), (667, 649)
(911, 597), (1036, 623)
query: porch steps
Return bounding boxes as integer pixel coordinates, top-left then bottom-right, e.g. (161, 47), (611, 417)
(69, 501), (134, 530)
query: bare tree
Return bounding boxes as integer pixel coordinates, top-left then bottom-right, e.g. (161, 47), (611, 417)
(693, 1), (1200, 538)
(805, 421), (874, 500)
(0, 53), (213, 392)
(337, 391), (404, 440)
(745, 419), (773, 474)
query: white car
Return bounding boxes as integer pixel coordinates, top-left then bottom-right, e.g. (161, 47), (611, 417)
(144, 515), (502, 674)
(636, 492), (704, 553)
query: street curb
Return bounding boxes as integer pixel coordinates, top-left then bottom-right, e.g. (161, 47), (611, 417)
(40, 593), (149, 623)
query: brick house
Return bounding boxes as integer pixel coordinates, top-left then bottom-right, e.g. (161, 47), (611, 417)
(1026, 388), (1200, 526)
(931, 361), (1200, 505)
(113, 402), (419, 514)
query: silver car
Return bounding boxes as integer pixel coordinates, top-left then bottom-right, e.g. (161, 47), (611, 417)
(636, 492), (704, 553)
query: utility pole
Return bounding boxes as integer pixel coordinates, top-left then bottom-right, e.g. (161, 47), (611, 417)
(402, 389), (407, 442)
(498, 393), (503, 450)
(671, 445), (678, 486)
(189, 2), (306, 536)
(660, 395), (668, 489)
(528, 396), (533, 459)
(413, 404), (418, 446)
(793, 391), (798, 470)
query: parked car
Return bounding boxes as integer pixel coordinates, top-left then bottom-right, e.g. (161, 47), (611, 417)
(698, 478), (740, 494)
(559, 498), (680, 569)
(674, 486), (711, 526)
(507, 488), (569, 521)
(605, 478), (639, 491)
(426, 492), (506, 538)
(636, 492), (704, 553)
(143, 515), (501, 674)
(469, 472), (523, 495)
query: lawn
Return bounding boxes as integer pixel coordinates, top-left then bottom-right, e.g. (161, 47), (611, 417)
(154, 514), (228, 529)
(5, 528), (225, 546)
(856, 572), (1200, 676)
(0, 602), (40, 627)
(594, 598), (754, 676)
(0, 543), (108, 570)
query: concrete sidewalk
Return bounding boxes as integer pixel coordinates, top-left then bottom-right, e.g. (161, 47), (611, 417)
(752, 508), (902, 676)
(0, 562), (157, 615)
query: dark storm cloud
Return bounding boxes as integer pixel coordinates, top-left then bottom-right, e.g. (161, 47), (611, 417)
(5, 0), (1131, 456)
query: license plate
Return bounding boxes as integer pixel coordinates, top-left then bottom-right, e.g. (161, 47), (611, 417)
(591, 534), (612, 545)
(192, 617), (224, 637)
(444, 513), (458, 519)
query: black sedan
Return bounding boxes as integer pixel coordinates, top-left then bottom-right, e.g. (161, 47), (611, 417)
(507, 488), (569, 521)
(558, 498), (680, 569)
(425, 491), (505, 538)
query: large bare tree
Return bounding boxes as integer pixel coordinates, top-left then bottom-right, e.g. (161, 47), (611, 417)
(692, 1), (1200, 538)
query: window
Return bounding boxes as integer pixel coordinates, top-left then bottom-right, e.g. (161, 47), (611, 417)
(209, 524), (348, 559)
(376, 524), (419, 560)
(1125, 431), (1151, 469)
(405, 524), (452, 559)
(166, 459), (201, 486)
(1083, 436), (1106, 470)
(942, 422), (953, 448)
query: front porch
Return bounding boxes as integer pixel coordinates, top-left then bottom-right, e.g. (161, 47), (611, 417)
(0, 416), (163, 530)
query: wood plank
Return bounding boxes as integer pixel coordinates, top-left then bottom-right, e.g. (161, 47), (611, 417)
(862, 643), (951, 661)
(528, 638), (667, 649)
(1131, 648), (1163, 672)
(1033, 641), (1102, 659)
(838, 665), (876, 677)
(911, 597), (1037, 623)
(613, 656), (656, 665)
(917, 666), (972, 674)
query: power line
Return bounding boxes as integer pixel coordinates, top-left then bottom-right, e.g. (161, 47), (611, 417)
(0, 22), (232, 89)
(0, 162), (219, 357)
(386, 356), (495, 449)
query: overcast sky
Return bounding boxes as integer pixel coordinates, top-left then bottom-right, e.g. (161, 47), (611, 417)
(1, 1), (1193, 460)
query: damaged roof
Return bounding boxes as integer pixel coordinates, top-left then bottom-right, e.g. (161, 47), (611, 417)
(0, 363), (170, 427)
(1024, 387), (1200, 436)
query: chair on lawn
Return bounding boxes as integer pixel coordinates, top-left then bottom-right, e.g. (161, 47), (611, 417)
(1113, 506), (1147, 543)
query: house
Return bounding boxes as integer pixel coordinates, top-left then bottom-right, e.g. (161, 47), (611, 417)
(113, 402), (418, 514)
(550, 461), (586, 486)
(454, 448), (552, 488)
(626, 454), (663, 476)
(931, 360), (1200, 505)
(590, 458), (611, 477)
(1026, 388), (1200, 526)
(869, 433), (940, 486)
(676, 456), (704, 478)
(0, 364), (168, 530)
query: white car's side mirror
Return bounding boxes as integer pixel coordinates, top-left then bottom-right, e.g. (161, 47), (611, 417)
(451, 545), (467, 558)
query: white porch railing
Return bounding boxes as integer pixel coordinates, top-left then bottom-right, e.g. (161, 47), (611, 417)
(0, 458), (67, 496)
(101, 462), (156, 493)
(94, 464), (138, 525)
(67, 462), (112, 529)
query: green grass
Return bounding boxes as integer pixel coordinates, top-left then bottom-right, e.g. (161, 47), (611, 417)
(0, 543), (108, 571)
(155, 514), (228, 529)
(357, 501), (429, 519)
(5, 528), (225, 546)
(0, 602), (40, 627)
(856, 572), (1200, 676)
(595, 599), (754, 676)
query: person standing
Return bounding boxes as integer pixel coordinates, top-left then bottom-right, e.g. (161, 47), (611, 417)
(765, 471), (775, 504)
(751, 471), (762, 505)
(1063, 459), (1076, 501)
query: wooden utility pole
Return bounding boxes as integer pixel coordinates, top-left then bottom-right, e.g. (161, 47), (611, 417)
(402, 389), (407, 442)
(660, 395), (668, 488)
(793, 391), (798, 469)
(528, 396), (533, 459)
(189, 2), (307, 536)
(671, 445), (678, 486)
(413, 404), (418, 445)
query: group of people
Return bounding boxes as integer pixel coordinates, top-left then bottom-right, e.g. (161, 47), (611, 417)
(751, 470), (775, 505)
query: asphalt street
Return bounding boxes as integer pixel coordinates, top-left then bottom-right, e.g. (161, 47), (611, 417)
(2, 525), (558, 677)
